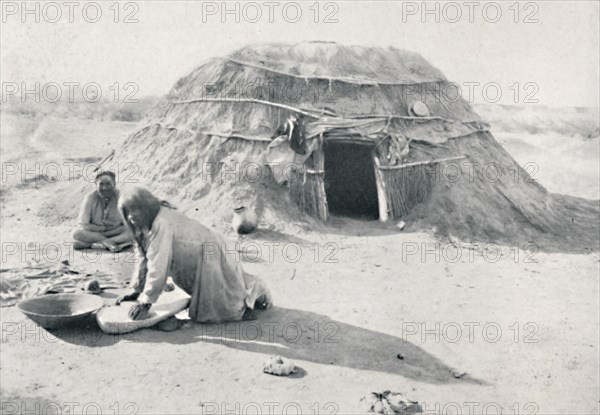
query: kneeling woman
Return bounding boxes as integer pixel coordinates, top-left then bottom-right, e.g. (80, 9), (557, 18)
(116, 186), (272, 322)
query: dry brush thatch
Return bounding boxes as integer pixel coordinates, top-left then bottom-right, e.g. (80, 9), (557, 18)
(55, 42), (599, 251)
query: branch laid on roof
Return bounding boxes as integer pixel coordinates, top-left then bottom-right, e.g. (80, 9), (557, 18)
(143, 122), (273, 142)
(351, 113), (456, 123)
(226, 57), (440, 87)
(171, 97), (487, 134)
(172, 97), (320, 118)
(207, 132), (272, 142)
(379, 155), (468, 170)
(171, 96), (460, 124)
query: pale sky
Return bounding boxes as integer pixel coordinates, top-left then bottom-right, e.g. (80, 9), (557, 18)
(1, 1), (599, 107)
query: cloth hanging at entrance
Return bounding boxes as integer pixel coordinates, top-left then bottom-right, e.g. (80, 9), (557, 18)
(264, 136), (296, 184)
(263, 134), (319, 185)
(272, 114), (309, 155)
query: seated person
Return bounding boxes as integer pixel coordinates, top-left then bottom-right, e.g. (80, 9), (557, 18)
(72, 171), (132, 252)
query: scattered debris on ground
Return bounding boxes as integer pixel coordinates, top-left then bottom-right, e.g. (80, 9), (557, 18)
(263, 355), (296, 376)
(359, 391), (422, 414)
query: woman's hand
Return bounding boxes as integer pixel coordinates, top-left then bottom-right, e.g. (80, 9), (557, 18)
(115, 291), (140, 305)
(129, 303), (152, 320)
(103, 224), (125, 236)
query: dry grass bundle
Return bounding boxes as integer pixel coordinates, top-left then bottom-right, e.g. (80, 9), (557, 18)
(383, 163), (436, 218)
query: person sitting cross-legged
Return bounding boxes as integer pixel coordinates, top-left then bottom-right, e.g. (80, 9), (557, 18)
(72, 171), (132, 252)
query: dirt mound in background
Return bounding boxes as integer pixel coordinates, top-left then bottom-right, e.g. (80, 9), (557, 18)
(475, 104), (599, 138)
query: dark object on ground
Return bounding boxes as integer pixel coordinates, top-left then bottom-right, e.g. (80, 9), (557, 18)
(155, 316), (179, 332)
(451, 370), (467, 379)
(232, 206), (258, 235)
(85, 279), (101, 294)
(254, 293), (271, 310)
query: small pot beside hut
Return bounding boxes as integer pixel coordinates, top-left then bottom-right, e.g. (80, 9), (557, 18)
(232, 206), (258, 234)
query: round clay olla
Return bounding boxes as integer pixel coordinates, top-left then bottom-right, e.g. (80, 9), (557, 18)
(409, 101), (430, 117)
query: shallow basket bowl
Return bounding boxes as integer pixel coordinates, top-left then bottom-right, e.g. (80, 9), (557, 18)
(17, 294), (104, 329)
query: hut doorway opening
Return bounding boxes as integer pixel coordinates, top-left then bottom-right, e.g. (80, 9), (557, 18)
(324, 141), (379, 219)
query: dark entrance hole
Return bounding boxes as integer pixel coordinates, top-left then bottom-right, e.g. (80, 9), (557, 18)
(324, 141), (379, 219)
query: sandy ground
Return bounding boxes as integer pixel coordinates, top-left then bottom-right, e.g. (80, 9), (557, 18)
(1, 112), (599, 414)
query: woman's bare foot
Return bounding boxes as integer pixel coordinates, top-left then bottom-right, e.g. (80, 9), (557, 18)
(116, 241), (133, 252)
(73, 241), (91, 250)
(90, 242), (106, 250)
(101, 239), (118, 252)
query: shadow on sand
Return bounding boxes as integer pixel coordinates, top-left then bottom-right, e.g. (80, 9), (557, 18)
(51, 306), (482, 385)
(239, 216), (401, 242)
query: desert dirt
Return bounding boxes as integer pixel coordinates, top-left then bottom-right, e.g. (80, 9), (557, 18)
(1, 110), (599, 414)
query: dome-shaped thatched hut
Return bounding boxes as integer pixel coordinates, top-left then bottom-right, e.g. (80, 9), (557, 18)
(79, 41), (599, 251)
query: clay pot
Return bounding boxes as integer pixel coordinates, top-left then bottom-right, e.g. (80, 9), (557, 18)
(232, 206), (258, 234)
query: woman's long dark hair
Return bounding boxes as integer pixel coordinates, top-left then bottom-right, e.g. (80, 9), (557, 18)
(118, 186), (163, 253)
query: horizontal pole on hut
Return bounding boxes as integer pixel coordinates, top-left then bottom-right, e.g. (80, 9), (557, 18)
(171, 97), (458, 123)
(350, 113), (455, 123)
(172, 97), (320, 118)
(324, 136), (376, 145)
(379, 155), (467, 170)
(206, 132), (273, 142)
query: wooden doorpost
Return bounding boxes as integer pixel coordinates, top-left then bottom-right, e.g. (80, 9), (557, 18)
(373, 154), (389, 222)
(312, 139), (329, 221)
